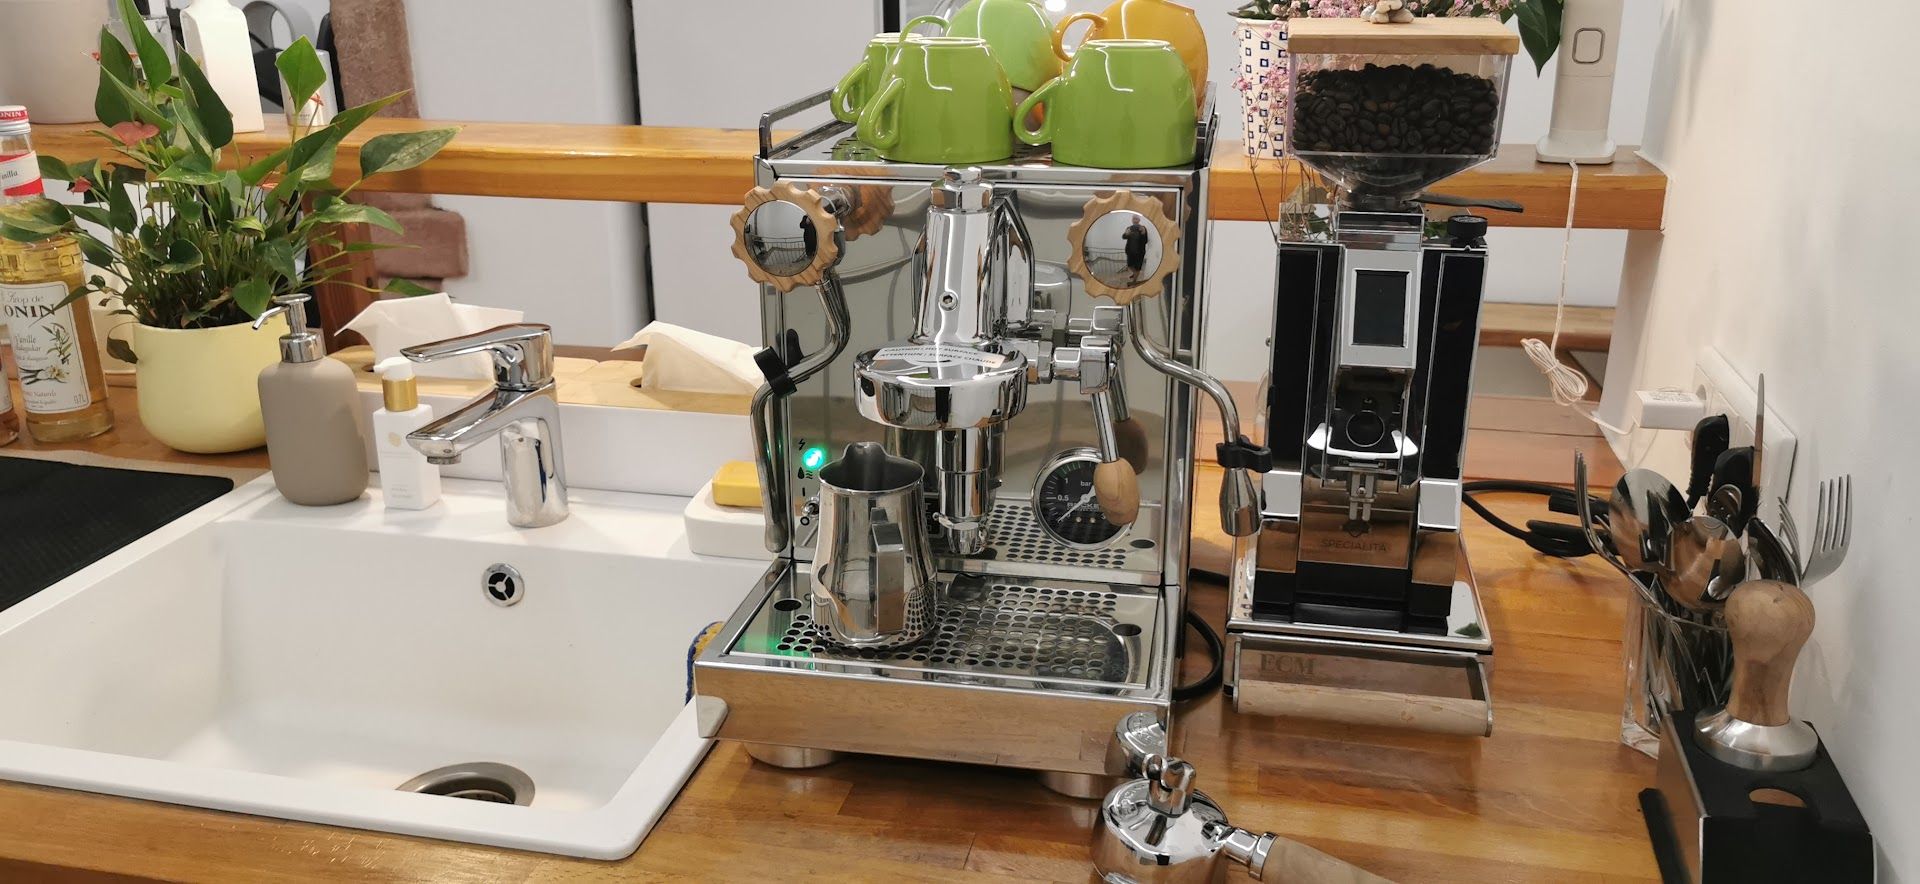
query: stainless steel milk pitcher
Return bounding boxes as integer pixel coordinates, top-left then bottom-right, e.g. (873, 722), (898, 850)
(811, 442), (937, 647)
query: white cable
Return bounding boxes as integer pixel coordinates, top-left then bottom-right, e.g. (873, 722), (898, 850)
(1521, 160), (1633, 435)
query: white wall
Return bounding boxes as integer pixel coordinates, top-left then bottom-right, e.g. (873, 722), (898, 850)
(403, 1), (648, 346)
(1599, 2), (1915, 877)
(633, 0), (874, 345)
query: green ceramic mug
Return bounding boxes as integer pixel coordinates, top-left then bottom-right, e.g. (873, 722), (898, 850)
(831, 16), (949, 123)
(857, 35), (1015, 164)
(1015, 39), (1196, 168)
(946, 0), (1060, 92)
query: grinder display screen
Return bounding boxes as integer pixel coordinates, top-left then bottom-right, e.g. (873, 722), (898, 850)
(1352, 271), (1409, 347)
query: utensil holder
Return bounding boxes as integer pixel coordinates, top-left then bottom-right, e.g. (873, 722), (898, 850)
(1621, 581), (1730, 757)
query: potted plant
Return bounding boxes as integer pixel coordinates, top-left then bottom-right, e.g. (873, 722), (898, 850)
(0, 0), (453, 453)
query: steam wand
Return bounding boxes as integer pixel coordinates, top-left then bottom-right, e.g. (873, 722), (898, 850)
(1127, 301), (1268, 537)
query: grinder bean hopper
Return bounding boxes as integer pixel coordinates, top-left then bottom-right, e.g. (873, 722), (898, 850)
(1227, 18), (1518, 736)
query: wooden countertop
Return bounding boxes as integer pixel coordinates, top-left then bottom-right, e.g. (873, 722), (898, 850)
(0, 437), (1657, 882)
(33, 119), (1665, 230)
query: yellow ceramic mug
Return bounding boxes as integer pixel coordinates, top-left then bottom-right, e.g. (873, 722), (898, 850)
(1051, 0), (1207, 110)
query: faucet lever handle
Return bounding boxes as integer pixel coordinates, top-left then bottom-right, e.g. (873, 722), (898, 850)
(401, 323), (555, 390)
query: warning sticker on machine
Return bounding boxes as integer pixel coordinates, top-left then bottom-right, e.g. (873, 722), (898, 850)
(870, 344), (1010, 369)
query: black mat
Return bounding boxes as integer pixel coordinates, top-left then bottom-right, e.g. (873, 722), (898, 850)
(0, 458), (234, 611)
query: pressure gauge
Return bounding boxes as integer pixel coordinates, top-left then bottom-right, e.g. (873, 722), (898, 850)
(1033, 448), (1129, 549)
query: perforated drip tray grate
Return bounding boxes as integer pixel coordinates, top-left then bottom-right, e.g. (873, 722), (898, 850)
(938, 502), (1163, 583)
(730, 572), (1163, 690)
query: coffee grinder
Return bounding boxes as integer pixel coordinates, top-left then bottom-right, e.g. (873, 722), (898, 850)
(1225, 19), (1520, 735)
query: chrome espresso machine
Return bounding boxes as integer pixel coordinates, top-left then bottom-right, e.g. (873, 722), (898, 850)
(692, 89), (1265, 793)
(1224, 19), (1523, 736)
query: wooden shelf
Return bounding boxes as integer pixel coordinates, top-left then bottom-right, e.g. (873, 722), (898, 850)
(35, 120), (1666, 229)
(1479, 302), (1615, 350)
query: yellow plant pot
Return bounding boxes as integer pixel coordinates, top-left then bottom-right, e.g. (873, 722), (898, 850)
(133, 315), (288, 454)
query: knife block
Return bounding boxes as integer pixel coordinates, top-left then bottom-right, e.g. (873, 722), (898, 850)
(1640, 708), (1874, 884)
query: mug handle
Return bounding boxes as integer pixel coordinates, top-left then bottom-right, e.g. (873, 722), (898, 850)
(858, 77), (906, 150)
(900, 14), (948, 39)
(1052, 12), (1104, 63)
(1015, 77), (1062, 147)
(831, 57), (871, 123)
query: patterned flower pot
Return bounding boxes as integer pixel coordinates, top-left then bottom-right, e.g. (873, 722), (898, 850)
(1231, 17), (1289, 160)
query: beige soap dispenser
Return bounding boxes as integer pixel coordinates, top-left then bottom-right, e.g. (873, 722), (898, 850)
(254, 294), (370, 505)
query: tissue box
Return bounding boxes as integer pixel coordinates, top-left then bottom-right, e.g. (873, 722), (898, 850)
(335, 348), (752, 498)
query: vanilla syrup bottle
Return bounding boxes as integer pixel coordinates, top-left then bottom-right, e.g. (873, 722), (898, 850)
(0, 106), (112, 442)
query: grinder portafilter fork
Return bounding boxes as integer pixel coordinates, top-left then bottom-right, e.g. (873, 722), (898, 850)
(729, 181), (855, 553)
(1065, 191), (1269, 538)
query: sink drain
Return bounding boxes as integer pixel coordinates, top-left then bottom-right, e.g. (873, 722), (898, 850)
(397, 762), (535, 806)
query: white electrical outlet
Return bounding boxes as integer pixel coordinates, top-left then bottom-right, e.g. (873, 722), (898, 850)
(1691, 348), (1797, 508)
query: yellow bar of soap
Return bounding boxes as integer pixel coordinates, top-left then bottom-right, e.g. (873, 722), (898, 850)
(710, 461), (762, 509)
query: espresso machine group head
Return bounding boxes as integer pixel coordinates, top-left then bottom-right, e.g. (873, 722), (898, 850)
(694, 88), (1266, 795)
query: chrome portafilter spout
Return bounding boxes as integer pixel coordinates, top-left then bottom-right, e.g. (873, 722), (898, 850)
(1091, 753), (1396, 884)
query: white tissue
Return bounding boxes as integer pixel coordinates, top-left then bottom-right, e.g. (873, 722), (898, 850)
(613, 322), (762, 395)
(342, 294), (523, 380)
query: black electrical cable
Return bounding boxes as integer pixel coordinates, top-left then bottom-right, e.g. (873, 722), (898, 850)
(1461, 479), (1605, 559)
(1171, 568), (1231, 701)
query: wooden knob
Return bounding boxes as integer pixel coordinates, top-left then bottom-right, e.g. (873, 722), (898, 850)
(1261, 834), (1398, 884)
(1093, 459), (1139, 526)
(1064, 190), (1182, 305)
(1723, 579), (1815, 727)
(728, 181), (843, 293)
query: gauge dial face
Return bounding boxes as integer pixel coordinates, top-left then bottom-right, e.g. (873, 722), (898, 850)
(1035, 451), (1127, 548)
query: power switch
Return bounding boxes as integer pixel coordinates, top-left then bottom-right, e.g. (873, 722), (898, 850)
(1571, 28), (1606, 64)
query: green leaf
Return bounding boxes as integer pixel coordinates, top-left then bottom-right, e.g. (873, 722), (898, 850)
(274, 37), (328, 116)
(231, 277), (273, 318)
(156, 164), (225, 186)
(358, 128), (457, 178)
(232, 216), (266, 236)
(117, 0), (172, 86)
(78, 236), (118, 267)
(36, 155), (72, 183)
(304, 200), (401, 234)
(157, 238), (203, 273)
(65, 203), (111, 228)
(259, 240), (298, 283)
(106, 337), (139, 365)
(1513, 0), (1563, 74)
(238, 144), (292, 186)
(325, 92), (402, 136)
(101, 67), (171, 131)
(176, 50), (233, 149)
(106, 183), (137, 233)
(95, 30), (137, 126)
(0, 198), (73, 235)
(382, 278), (437, 297)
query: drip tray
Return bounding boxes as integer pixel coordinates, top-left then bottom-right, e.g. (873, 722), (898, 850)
(696, 563), (1173, 775)
(725, 570), (1163, 692)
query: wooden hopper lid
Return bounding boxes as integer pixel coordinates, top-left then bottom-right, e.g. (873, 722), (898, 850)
(1286, 17), (1520, 55)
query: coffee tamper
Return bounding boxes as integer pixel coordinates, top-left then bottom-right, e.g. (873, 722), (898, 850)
(1694, 578), (1820, 771)
(1091, 754), (1395, 884)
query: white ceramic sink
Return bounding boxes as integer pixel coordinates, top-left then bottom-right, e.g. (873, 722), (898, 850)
(0, 475), (766, 858)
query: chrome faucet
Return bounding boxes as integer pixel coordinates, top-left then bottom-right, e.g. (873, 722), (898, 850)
(402, 324), (569, 528)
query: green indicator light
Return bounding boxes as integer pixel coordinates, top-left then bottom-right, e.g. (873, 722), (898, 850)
(801, 446), (828, 471)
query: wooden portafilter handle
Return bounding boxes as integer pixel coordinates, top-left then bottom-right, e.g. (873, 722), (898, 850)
(1253, 834), (1398, 884)
(1723, 579), (1815, 726)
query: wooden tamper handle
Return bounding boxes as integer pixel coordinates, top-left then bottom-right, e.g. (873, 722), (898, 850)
(1723, 579), (1815, 727)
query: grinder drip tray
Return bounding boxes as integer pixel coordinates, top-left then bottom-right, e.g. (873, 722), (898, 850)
(727, 571), (1163, 693)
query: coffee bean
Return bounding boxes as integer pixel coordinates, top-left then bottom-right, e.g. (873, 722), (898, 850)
(1292, 63), (1500, 158)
